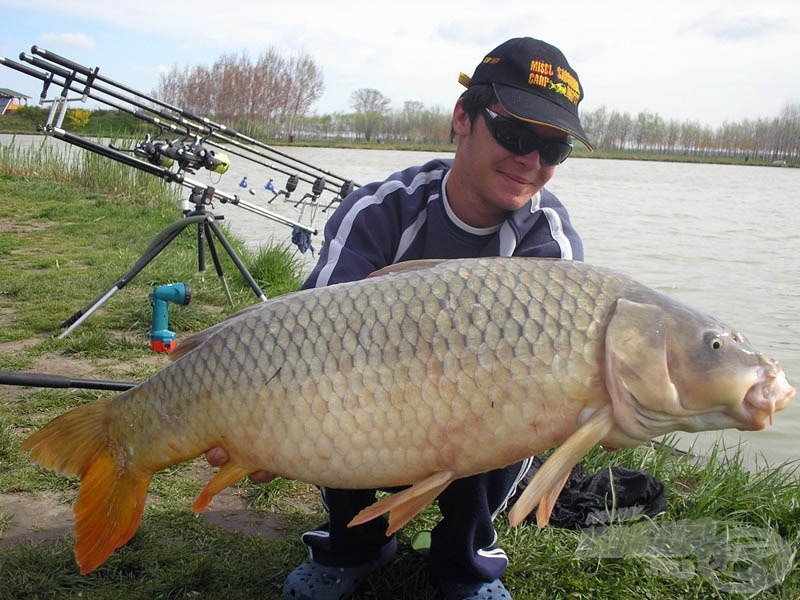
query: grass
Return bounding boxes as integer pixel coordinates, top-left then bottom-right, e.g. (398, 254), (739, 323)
(0, 139), (798, 599)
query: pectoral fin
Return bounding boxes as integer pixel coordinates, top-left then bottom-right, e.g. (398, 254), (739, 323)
(534, 468), (573, 527)
(508, 406), (614, 527)
(349, 471), (455, 535)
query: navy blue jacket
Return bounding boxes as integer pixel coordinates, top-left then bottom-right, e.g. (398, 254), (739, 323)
(303, 158), (583, 289)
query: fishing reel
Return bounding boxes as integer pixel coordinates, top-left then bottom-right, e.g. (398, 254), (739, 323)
(132, 134), (230, 175)
(163, 139), (230, 175)
(132, 134), (174, 168)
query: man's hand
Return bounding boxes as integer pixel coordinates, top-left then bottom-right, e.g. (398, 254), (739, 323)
(204, 446), (276, 484)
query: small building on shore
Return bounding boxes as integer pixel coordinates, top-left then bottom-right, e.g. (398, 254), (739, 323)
(0, 88), (31, 115)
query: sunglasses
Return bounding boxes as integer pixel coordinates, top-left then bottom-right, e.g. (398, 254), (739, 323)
(481, 108), (573, 166)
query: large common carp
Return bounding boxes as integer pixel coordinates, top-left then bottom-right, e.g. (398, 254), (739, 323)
(20, 257), (794, 574)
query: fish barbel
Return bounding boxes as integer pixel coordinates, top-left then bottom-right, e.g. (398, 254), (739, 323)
(20, 257), (794, 574)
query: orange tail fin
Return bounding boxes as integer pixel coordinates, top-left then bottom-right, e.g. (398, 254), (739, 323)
(20, 399), (153, 575)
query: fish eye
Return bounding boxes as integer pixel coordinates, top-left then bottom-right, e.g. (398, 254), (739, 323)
(704, 332), (724, 350)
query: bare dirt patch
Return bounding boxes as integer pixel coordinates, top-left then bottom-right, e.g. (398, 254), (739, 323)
(0, 475), (298, 550)
(0, 492), (74, 547)
(196, 491), (288, 542)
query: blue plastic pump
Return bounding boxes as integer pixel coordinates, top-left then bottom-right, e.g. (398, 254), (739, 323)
(149, 283), (191, 352)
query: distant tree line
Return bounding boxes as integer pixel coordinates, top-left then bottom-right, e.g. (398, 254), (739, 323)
(294, 92), (454, 146)
(581, 103), (800, 163)
(154, 48), (324, 141)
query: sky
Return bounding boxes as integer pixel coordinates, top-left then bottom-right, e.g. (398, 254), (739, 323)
(1, 0), (798, 128)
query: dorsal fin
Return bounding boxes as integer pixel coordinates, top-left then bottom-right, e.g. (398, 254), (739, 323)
(167, 330), (212, 361)
(368, 259), (448, 279)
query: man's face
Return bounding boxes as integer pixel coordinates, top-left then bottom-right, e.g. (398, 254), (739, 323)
(449, 101), (565, 226)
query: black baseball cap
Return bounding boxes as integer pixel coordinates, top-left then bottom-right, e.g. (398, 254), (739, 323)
(459, 37), (593, 150)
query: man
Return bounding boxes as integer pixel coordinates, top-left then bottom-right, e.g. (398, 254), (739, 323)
(208, 36), (592, 600)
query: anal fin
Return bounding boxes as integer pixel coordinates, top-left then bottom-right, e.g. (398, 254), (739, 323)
(349, 471), (455, 535)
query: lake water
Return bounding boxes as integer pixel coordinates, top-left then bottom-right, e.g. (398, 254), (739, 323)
(3, 135), (799, 469)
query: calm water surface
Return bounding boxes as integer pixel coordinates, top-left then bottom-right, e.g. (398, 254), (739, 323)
(3, 136), (798, 468)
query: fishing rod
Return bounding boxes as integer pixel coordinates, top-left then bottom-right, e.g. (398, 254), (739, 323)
(2, 46), (350, 339)
(1, 53), (325, 233)
(26, 46), (360, 189)
(40, 122), (315, 236)
(5, 52), (341, 203)
(15, 51), (341, 195)
(39, 123), (304, 338)
(3, 51), (351, 219)
(0, 370), (136, 392)
(194, 124), (344, 197)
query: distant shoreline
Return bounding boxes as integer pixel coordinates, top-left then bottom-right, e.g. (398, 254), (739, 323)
(1, 129), (795, 169)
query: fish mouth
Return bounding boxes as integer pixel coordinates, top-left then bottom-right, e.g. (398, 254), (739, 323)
(740, 362), (795, 431)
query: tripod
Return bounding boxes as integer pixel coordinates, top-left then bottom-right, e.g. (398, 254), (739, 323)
(58, 187), (268, 339)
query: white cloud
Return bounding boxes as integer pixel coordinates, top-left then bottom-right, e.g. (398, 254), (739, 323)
(1, 0), (797, 125)
(39, 32), (95, 50)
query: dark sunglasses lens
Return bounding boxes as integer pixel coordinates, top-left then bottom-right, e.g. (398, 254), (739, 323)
(539, 141), (573, 166)
(510, 129), (572, 166)
(487, 110), (572, 165)
(491, 118), (527, 154)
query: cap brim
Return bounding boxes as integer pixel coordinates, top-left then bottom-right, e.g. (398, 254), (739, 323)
(493, 83), (593, 151)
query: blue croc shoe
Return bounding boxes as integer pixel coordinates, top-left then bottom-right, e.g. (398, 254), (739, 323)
(439, 578), (512, 600)
(282, 537), (397, 600)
